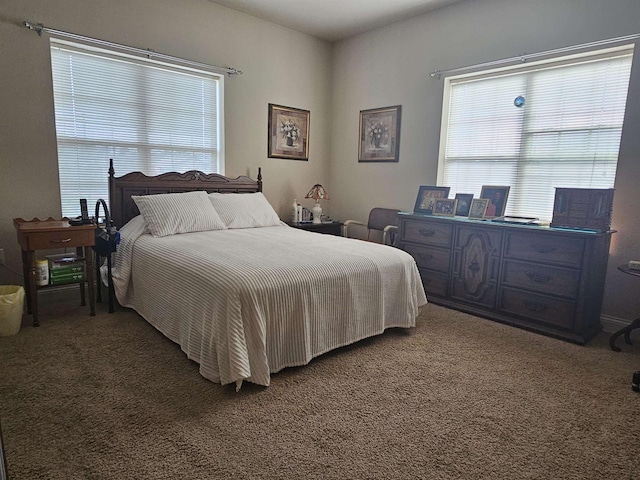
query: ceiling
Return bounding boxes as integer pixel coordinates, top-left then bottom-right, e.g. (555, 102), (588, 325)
(208, 0), (465, 42)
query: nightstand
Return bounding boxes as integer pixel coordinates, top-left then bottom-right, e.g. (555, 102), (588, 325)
(286, 221), (344, 236)
(14, 218), (96, 326)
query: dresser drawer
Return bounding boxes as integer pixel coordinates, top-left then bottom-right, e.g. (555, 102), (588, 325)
(504, 232), (585, 267)
(502, 260), (580, 299)
(25, 229), (95, 250)
(499, 288), (576, 329)
(404, 244), (450, 272)
(402, 220), (452, 247)
(418, 268), (448, 297)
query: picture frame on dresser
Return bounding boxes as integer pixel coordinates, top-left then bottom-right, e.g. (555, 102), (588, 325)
(413, 186), (450, 215)
(454, 193), (474, 216)
(433, 198), (457, 217)
(480, 185), (510, 218)
(468, 198), (489, 219)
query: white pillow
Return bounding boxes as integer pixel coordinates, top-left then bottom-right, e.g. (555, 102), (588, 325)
(132, 191), (227, 237)
(208, 192), (281, 228)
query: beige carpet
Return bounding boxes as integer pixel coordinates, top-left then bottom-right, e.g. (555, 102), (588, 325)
(1, 296), (639, 480)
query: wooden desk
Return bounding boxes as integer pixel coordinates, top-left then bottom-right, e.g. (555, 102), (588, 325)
(13, 218), (96, 326)
(609, 265), (640, 352)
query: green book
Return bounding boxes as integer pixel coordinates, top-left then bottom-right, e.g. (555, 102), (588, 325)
(49, 264), (84, 277)
(49, 273), (85, 285)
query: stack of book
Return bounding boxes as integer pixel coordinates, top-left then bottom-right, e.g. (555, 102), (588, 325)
(46, 253), (85, 286)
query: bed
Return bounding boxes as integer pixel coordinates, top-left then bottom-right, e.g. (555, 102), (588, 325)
(107, 161), (427, 388)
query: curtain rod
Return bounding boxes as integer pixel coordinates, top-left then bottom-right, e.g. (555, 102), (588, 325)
(24, 21), (243, 77)
(430, 32), (640, 79)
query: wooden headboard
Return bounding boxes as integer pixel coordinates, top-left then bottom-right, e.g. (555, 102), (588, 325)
(108, 159), (263, 228)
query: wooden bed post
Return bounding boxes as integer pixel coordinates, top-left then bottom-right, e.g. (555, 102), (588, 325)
(257, 167), (263, 192)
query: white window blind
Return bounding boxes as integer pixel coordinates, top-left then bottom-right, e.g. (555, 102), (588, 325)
(50, 40), (224, 218)
(439, 46), (633, 220)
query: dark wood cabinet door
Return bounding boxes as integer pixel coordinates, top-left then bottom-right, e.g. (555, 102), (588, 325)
(451, 226), (502, 308)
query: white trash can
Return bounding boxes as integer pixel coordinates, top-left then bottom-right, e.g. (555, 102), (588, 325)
(0, 285), (25, 337)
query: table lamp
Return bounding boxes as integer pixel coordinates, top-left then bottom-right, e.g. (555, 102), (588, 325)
(305, 184), (329, 224)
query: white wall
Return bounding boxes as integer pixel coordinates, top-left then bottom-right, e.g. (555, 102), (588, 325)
(330, 0), (640, 320)
(0, 0), (332, 285)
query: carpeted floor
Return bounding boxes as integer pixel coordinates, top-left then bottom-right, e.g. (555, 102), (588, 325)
(1, 296), (639, 479)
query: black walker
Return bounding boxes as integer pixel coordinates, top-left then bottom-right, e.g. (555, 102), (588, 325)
(93, 199), (118, 313)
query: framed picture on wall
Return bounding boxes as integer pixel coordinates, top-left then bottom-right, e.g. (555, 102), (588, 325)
(358, 105), (402, 162)
(413, 186), (450, 215)
(268, 104), (310, 160)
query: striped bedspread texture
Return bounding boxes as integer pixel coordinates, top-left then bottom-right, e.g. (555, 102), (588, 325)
(112, 217), (427, 388)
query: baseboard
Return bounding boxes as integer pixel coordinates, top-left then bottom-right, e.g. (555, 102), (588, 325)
(600, 314), (630, 334)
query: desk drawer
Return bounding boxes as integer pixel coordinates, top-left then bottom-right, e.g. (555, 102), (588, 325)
(26, 229), (94, 250)
(404, 244), (450, 272)
(402, 220), (452, 247)
(499, 287), (575, 329)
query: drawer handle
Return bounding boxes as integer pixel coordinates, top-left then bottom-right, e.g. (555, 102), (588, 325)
(417, 253), (434, 263)
(531, 244), (556, 254)
(51, 238), (72, 244)
(418, 228), (436, 237)
(525, 272), (552, 284)
(523, 299), (549, 313)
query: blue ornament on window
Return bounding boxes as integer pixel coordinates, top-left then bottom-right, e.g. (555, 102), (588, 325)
(514, 95), (525, 107)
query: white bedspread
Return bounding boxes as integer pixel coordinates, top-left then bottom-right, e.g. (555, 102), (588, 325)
(112, 218), (427, 387)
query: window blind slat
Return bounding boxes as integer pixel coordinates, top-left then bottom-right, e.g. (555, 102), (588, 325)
(50, 41), (223, 217)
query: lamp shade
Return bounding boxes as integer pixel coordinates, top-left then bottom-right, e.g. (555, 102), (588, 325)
(305, 184), (330, 201)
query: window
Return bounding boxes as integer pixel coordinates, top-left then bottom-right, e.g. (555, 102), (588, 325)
(50, 39), (224, 217)
(438, 46), (633, 220)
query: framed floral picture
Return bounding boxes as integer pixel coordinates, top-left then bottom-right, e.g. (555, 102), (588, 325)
(358, 105), (402, 162)
(268, 104), (310, 160)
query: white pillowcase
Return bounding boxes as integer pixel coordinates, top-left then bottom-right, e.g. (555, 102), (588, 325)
(208, 192), (281, 228)
(132, 191), (227, 237)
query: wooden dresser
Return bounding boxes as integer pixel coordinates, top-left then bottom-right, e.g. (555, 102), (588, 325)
(398, 213), (612, 343)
